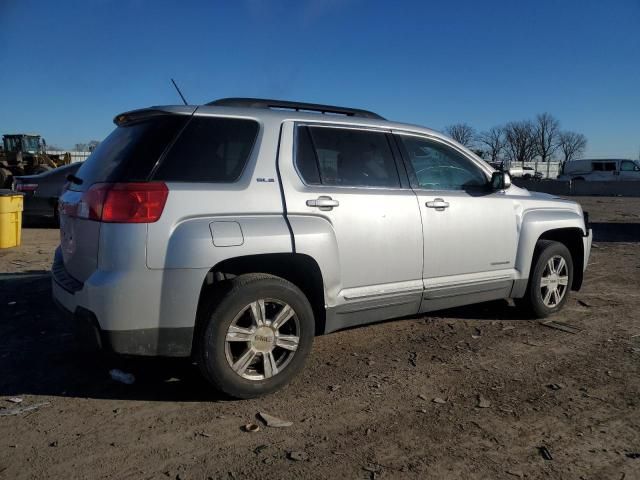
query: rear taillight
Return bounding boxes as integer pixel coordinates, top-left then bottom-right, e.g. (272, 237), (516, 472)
(16, 183), (38, 192)
(76, 182), (169, 223)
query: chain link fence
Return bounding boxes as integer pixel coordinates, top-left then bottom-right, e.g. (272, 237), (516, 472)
(46, 150), (92, 163)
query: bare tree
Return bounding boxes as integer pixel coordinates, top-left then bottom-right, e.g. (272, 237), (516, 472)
(444, 123), (476, 148)
(558, 131), (587, 164)
(533, 113), (560, 163)
(503, 120), (536, 165)
(477, 126), (505, 164)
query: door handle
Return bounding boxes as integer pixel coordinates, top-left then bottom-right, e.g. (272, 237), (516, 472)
(426, 198), (449, 211)
(307, 196), (339, 211)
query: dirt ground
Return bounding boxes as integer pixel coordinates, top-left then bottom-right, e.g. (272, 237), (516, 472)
(1, 197), (639, 479)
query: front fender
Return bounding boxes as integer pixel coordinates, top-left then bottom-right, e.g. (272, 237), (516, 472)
(515, 208), (586, 282)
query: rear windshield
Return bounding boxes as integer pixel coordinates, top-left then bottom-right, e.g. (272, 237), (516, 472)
(69, 114), (188, 191)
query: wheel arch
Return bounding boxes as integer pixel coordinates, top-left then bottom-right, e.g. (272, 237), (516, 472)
(193, 252), (326, 355)
(514, 209), (587, 295)
(537, 228), (585, 290)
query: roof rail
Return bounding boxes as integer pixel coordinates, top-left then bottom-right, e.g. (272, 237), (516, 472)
(206, 97), (385, 120)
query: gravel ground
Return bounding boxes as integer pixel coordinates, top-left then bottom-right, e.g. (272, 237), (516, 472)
(0, 197), (639, 479)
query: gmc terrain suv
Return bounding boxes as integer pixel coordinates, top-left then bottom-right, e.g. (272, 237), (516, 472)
(52, 98), (592, 398)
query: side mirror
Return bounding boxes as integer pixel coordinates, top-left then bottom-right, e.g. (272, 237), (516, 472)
(490, 171), (512, 190)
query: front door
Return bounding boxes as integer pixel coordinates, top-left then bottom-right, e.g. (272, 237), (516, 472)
(619, 160), (640, 181)
(394, 132), (518, 309)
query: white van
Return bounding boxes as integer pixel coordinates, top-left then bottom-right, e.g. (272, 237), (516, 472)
(559, 159), (640, 181)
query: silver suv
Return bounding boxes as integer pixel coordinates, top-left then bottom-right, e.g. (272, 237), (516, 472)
(52, 98), (592, 398)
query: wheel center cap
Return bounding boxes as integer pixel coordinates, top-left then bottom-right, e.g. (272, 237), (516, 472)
(548, 273), (559, 288)
(252, 327), (275, 352)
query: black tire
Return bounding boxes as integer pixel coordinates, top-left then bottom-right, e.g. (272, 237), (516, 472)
(198, 273), (314, 399)
(516, 240), (574, 318)
(0, 168), (11, 189)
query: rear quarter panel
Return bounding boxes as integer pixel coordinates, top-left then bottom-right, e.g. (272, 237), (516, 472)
(146, 116), (288, 270)
(144, 117), (292, 330)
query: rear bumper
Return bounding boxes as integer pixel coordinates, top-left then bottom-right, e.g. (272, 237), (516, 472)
(51, 248), (194, 357)
(53, 299), (103, 352)
(53, 294), (194, 356)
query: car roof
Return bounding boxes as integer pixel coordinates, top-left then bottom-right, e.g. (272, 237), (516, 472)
(118, 103), (450, 142)
(114, 101), (489, 170)
(574, 158), (628, 162)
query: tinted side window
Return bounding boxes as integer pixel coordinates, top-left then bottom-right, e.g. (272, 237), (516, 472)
(295, 126), (321, 185)
(593, 162), (616, 172)
(620, 161), (639, 172)
(295, 126), (399, 188)
(70, 114), (189, 191)
(399, 136), (487, 190)
(154, 116), (259, 183)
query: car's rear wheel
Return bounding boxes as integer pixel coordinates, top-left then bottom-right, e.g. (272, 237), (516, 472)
(516, 240), (573, 318)
(198, 273), (314, 399)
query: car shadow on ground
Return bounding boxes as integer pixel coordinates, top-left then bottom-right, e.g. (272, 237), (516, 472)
(22, 217), (58, 229)
(0, 273), (226, 403)
(0, 274), (535, 403)
(430, 299), (533, 321)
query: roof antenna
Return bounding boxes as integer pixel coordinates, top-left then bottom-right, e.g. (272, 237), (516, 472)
(171, 78), (188, 105)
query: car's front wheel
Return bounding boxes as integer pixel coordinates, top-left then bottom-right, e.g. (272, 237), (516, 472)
(198, 273), (314, 399)
(517, 240), (574, 318)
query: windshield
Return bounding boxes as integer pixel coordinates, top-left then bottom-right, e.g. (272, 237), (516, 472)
(22, 137), (40, 151)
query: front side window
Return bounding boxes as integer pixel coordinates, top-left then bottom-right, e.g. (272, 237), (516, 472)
(398, 135), (487, 190)
(295, 126), (400, 188)
(621, 160), (640, 172)
(4, 137), (23, 152)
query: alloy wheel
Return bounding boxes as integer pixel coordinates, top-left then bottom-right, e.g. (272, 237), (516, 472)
(540, 255), (569, 307)
(224, 299), (300, 380)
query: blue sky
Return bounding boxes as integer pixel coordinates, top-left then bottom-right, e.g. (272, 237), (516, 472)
(0, 0), (638, 157)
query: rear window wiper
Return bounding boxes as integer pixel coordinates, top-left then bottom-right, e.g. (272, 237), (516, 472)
(66, 174), (83, 185)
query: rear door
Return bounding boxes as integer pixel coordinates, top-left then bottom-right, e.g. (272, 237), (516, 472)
(589, 161), (618, 181)
(58, 112), (190, 282)
(394, 132), (518, 306)
(281, 123), (424, 315)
